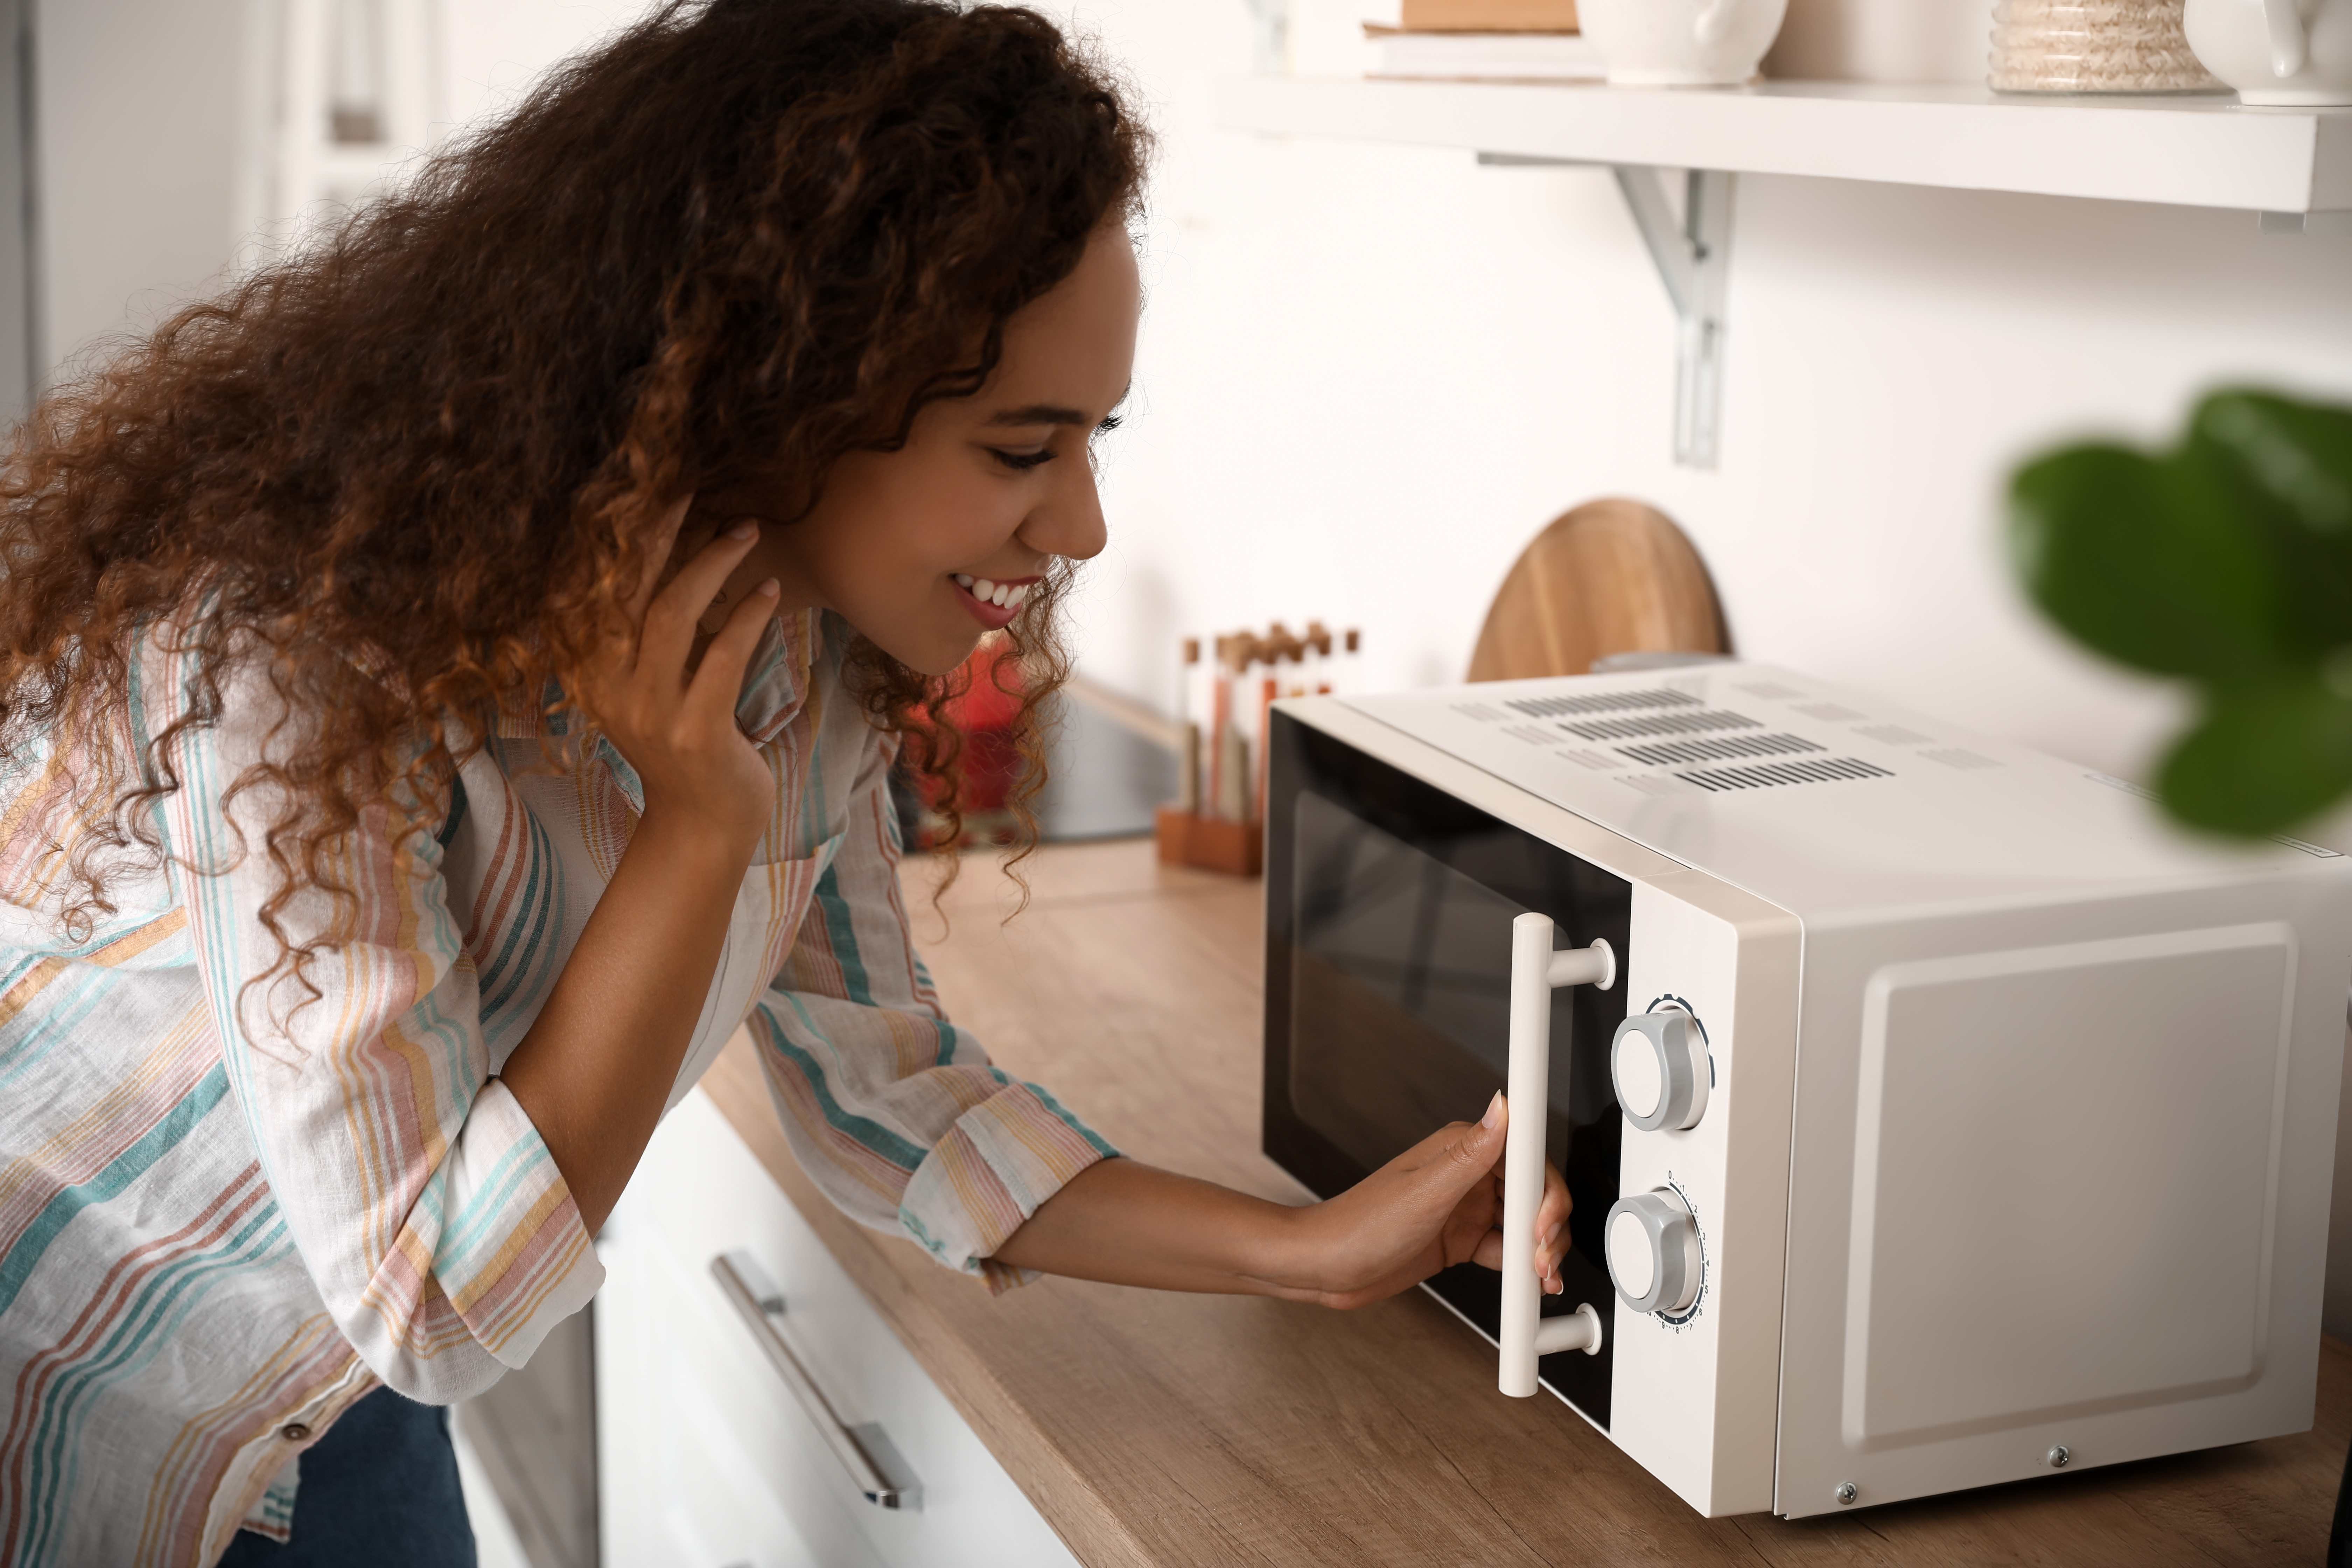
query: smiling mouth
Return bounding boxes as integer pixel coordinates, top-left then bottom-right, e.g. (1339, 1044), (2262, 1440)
(953, 574), (1036, 611)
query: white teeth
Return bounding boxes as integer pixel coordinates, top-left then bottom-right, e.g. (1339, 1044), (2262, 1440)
(957, 575), (1032, 612)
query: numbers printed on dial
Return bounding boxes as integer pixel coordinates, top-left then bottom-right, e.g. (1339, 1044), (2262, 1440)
(1604, 1182), (1706, 1319)
(1645, 994), (1713, 1090)
(1657, 1173), (1709, 1330)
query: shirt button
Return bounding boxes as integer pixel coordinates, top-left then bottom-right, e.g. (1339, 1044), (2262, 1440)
(280, 1422), (311, 1442)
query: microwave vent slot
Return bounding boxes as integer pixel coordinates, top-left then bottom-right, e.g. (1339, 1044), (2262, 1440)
(1856, 724), (1932, 747)
(1505, 688), (1700, 719)
(1924, 747), (2002, 770)
(1620, 774), (1698, 797)
(1617, 732), (1824, 768)
(1558, 748), (1624, 771)
(1503, 724), (1557, 747)
(1450, 702), (1510, 723)
(1796, 701), (1866, 723)
(1738, 679), (1804, 700)
(1560, 709), (1761, 742)
(1677, 756), (1893, 791)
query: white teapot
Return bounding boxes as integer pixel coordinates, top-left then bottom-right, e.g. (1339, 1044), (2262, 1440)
(1580, 0), (1792, 86)
(2184, 0), (2352, 104)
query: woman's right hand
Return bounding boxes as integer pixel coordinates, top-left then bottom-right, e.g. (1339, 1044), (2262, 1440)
(1261, 1093), (1571, 1310)
(569, 500), (781, 853)
(503, 502), (785, 1231)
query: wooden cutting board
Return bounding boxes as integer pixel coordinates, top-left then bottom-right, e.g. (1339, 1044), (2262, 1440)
(1467, 498), (1729, 681)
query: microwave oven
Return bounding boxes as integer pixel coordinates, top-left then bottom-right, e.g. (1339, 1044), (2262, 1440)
(1261, 664), (2352, 1519)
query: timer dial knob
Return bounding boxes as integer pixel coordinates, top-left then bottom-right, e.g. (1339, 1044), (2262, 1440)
(1611, 1008), (1709, 1132)
(1606, 1188), (1703, 1316)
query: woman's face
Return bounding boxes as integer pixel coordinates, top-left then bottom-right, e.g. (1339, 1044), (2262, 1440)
(695, 224), (1139, 677)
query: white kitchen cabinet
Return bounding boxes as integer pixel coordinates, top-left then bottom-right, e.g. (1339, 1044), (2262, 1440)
(596, 1090), (1082, 1568)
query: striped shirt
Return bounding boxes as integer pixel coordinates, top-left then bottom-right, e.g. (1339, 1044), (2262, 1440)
(0, 609), (1112, 1567)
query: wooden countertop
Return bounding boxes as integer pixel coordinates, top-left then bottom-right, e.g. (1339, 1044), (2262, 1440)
(701, 838), (2350, 1567)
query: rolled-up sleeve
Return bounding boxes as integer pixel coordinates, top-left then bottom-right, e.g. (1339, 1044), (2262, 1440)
(161, 663), (600, 1402)
(747, 740), (1113, 1292)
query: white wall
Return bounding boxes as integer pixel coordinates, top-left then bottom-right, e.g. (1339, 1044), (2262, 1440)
(438, 0), (648, 128)
(1067, 0), (2352, 770)
(32, 0), (651, 376)
(35, 0), (247, 376)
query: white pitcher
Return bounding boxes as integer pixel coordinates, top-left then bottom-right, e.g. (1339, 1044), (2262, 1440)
(1580, 0), (1793, 86)
(2184, 0), (2352, 104)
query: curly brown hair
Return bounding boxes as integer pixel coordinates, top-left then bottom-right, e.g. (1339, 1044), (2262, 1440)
(0, 0), (1147, 977)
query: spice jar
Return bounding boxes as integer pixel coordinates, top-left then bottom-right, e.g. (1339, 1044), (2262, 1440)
(1988, 0), (2220, 92)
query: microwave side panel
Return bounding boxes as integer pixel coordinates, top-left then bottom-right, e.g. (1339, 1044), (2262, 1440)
(1772, 869), (2352, 1519)
(1608, 871), (1800, 1518)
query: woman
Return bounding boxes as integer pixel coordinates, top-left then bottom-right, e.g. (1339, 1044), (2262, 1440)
(0, 2), (1572, 1563)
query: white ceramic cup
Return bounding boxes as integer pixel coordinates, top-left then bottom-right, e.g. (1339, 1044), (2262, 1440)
(1580, 0), (1793, 86)
(2184, 0), (2352, 104)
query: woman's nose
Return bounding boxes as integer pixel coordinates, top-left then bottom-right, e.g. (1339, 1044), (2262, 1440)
(1021, 457), (1108, 565)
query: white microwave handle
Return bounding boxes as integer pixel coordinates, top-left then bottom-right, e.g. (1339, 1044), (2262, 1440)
(1498, 912), (1612, 1396)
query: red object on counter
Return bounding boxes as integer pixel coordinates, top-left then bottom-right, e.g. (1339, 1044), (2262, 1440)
(903, 634), (1025, 839)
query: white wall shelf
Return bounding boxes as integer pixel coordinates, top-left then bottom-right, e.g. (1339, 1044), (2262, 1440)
(1218, 77), (2351, 468)
(1219, 76), (2352, 217)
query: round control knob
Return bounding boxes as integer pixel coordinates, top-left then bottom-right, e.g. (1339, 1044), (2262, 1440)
(1606, 1188), (1703, 1316)
(1611, 1008), (1709, 1132)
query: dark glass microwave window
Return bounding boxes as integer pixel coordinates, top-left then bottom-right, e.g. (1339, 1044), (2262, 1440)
(1264, 714), (1632, 1429)
(1292, 789), (1591, 1169)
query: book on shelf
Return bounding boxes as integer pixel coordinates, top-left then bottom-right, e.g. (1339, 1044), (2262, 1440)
(1365, 24), (1603, 82)
(1396, 0), (1579, 31)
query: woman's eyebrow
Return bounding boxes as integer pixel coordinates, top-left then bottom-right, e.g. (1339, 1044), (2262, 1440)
(984, 387), (1131, 428)
(985, 404), (1092, 427)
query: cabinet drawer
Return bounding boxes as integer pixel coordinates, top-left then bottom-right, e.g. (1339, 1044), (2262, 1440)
(597, 1239), (849, 1568)
(603, 1087), (1080, 1568)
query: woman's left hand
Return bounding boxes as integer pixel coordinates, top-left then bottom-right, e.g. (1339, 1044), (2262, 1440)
(1259, 1092), (1570, 1310)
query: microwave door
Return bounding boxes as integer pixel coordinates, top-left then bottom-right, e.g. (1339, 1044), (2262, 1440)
(1265, 713), (1632, 1429)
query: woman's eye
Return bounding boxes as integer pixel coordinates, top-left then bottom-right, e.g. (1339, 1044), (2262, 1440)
(989, 447), (1055, 472)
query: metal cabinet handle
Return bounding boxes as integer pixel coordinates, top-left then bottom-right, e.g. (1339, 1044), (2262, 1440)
(709, 1250), (919, 1509)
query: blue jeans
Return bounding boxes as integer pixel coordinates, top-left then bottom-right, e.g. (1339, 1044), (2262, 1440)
(217, 1387), (476, 1567)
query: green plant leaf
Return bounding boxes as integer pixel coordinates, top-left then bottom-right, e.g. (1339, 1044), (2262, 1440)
(2192, 390), (2352, 538)
(2186, 390), (2352, 657)
(2008, 442), (2290, 681)
(2157, 677), (2352, 835)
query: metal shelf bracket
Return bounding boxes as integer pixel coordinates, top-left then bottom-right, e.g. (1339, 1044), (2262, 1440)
(2259, 209), (2352, 236)
(1481, 155), (1736, 470)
